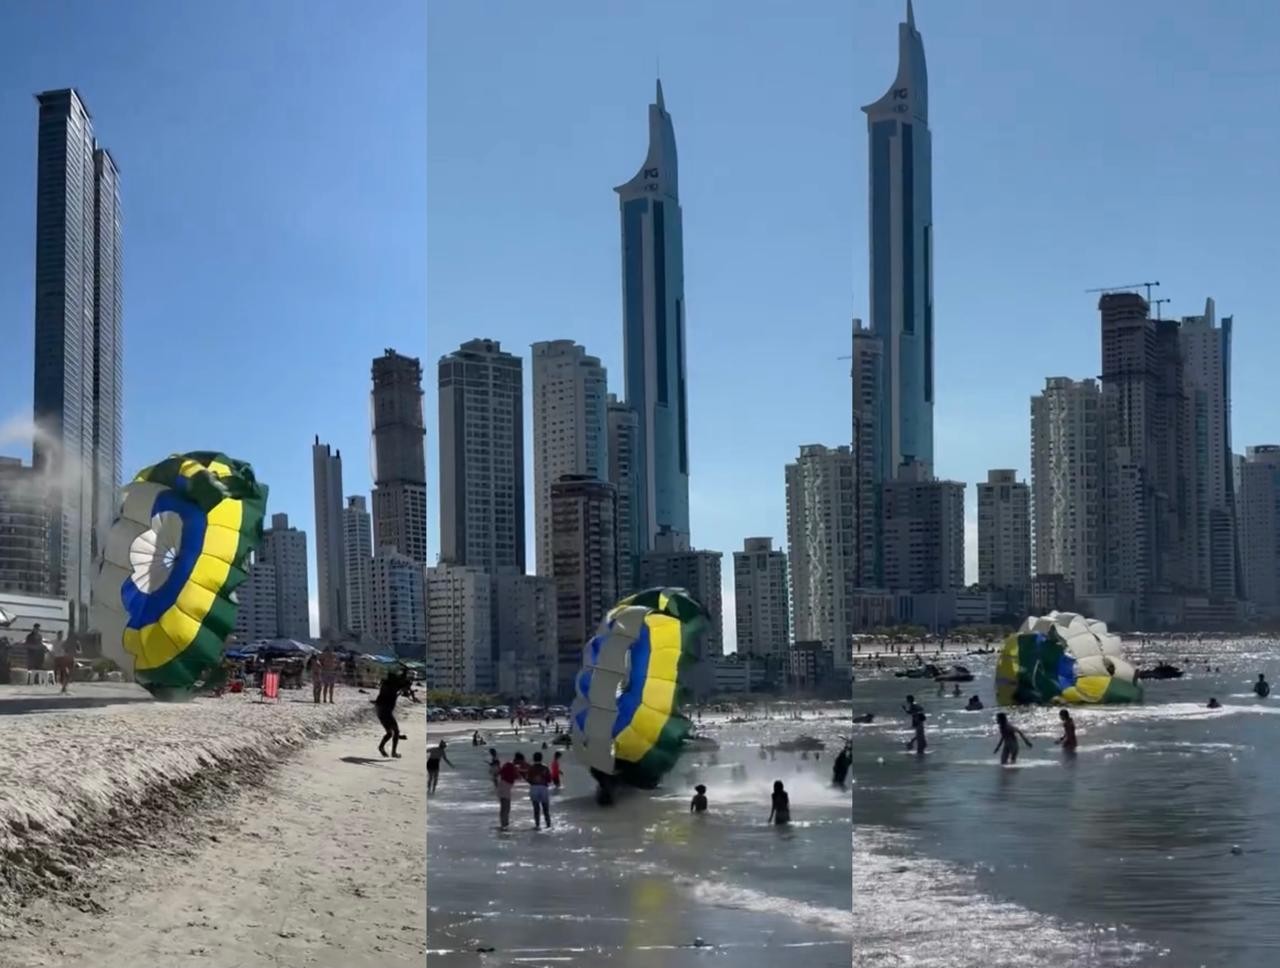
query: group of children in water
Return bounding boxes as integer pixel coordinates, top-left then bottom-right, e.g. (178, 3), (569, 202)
(902, 692), (1079, 763)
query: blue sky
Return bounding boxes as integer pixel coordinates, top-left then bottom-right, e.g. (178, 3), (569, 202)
(0, 0), (427, 633)
(427, 0), (1280, 650)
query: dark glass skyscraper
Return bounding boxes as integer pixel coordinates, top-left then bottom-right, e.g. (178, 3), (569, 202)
(371, 349), (428, 564)
(33, 88), (122, 630)
(862, 2), (933, 480)
(616, 80), (690, 551)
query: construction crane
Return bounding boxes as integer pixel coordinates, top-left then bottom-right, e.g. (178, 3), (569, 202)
(1151, 297), (1172, 320)
(1085, 280), (1161, 305)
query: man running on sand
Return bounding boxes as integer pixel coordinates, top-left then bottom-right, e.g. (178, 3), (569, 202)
(373, 667), (412, 759)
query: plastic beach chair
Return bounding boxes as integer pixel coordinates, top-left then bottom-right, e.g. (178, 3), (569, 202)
(261, 670), (281, 703)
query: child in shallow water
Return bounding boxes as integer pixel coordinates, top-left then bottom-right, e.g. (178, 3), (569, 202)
(768, 781), (790, 825)
(690, 784), (708, 813)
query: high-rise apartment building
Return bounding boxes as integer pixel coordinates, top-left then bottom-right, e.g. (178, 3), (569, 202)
(343, 495), (373, 639)
(371, 350), (428, 563)
(312, 437), (346, 640)
(492, 572), (558, 699)
(232, 553), (277, 642)
(861, 5), (933, 480)
(732, 537), (789, 661)
(617, 80), (690, 551)
(1178, 300), (1238, 599)
(1238, 446), (1280, 612)
(851, 320), (885, 587)
(882, 461), (965, 594)
(1031, 377), (1105, 599)
(258, 513), (310, 640)
(425, 562), (492, 692)
(369, 549), (426, 659)
(607, 394), (640, 595)
(0, 458), (51, 596)
(33, 89), (122, 630)
(438, 339), (525, 572)
(637, 530), (724, 658)
(977, 469), (1030, 592)
(550, 476), (617, 696)
(531, 341), (608, 578)
(785, 445), (857, 671)
(1098, 293), (1192, 612)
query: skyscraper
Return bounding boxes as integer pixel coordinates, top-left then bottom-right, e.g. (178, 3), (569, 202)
(1031, 377), (1105, 599)
(425, 563), (493, 693)
(0, 457), (51, 596)
(607, 394), (640, 595)
(33, 88), (122, 630)
(732, 537), (790, 661)
(531, 340), (608, 578)
(550, 476), (618, 697)
(258, 513), (310, 640)
(343, 495), (373, 639)
(881, 462), (965, 594)
(977, 469), (1030, 592)
(371, 349), (428, 563)
(437, 339), (525, 572)
(1178, 300), (1238, 599)
(617, 80), (690, 551)
(851, 319), (884, 586)
(369, 550), (426, 659)
(785, 445), (857, 671)
(637, 531), (724, 657)
(312, 437), (347, 640)
(862, 3), (933, 480)
(1238, 446), (1280, 613)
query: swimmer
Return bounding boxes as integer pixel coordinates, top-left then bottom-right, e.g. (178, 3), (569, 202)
(965, 695), (984, 711)
(1207, 697), (1221, 709)
(1254, 674), (1270, 698)
(993, 712), (1033, 765)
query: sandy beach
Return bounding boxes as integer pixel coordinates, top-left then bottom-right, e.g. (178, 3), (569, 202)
(0, 724), (426, 968)
(0, 686), (427, 968)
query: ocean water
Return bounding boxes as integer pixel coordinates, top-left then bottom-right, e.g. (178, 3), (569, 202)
(852, 639), (1280, 968)
(426, 708), (852, 967)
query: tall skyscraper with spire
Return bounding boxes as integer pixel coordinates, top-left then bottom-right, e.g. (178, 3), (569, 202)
(32, 88), (122, 631)
(860, 2), (933, 481)
(616, 79), (690, 552)
(312, 436), (347, 640)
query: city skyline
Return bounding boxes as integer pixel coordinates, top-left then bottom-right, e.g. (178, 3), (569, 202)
(426, 1), (1279, 649)
(0, 0), (426, 637)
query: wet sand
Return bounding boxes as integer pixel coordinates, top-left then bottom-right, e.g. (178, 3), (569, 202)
(0, 726), (426, 968)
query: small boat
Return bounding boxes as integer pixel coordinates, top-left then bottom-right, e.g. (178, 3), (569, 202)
(934, 665), (974, 683)
(773, 735), (826, 752)
(1136, 663), (1184, 680)
(894, 664), (940, 679)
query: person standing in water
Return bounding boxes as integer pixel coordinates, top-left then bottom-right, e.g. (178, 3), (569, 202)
(690, 784), (708, 813)
(993, 712), (1033, 765)
(373, 667), (412, 759)
(496, 754), (522, 829)
(488, 748), (501, 787)
(1254, 674), (1270, 698)
(768, 780), (791, 825)
(832, 743), (852, 787)
(526, 752), (553, 829)
(550, 750), (564, 789)
(905, 703), (928, 755)
(427, 741), (453, 793)
(1055, 709), (1078, 753)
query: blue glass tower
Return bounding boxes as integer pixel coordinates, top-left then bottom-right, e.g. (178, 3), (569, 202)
(862, 1), (933, 481)
(616, 79), (689, 551)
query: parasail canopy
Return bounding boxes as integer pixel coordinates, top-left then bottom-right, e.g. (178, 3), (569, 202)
(91, 452), (267, 699)
(570, 587), (706, 789)
(995, 610), (1143, 706)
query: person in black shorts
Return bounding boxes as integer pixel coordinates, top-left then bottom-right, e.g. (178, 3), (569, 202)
(427, 740), (453, 793)
(374, 667), (412, 758)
